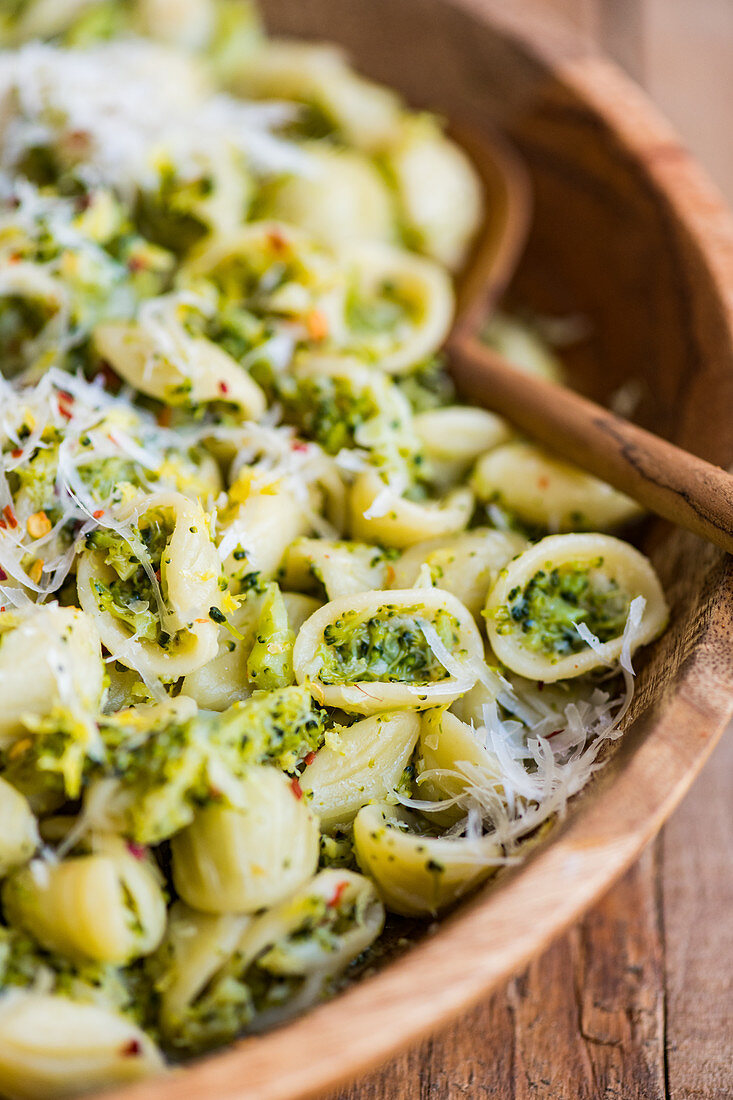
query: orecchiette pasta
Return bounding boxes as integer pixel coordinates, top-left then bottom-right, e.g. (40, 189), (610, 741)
(334, 242), (454, 374)
(0, 263), (68, 380)
(94, 313), (266, 418)
(390, 528), (527, 618)
(76, 491), (221, 681)
(230, 40), (403, 150)
(155, 870), (384, 1050)
(288, 352), (415, 458)
(0, 2), (671, 1081)
(281, 537), (389, 601)
(484, 533), (669, 681)
(353, 802), (502, 916)
(293, 587), (484, 714)
(156, 902), (251, 1043)
(413, 405), (513, 489)
(472, 441), (643, 531)
(0, 992), (164, 1100)
(219, 486), (315, 589)
(237, 867), (384, 979)
(383, 116), (484, 271)
(171, 766), (319, 912)
(137, 148), (252, 255)
(225, 869), (384, 1031)
(2, 834), (167, 964)
(262, 145), (395, 250)
(0, 778), (39, 876)
(184, 220), (342, 330)
(300, 711), (420, 829)
(349, 469), (473, 549)
(417, 708), (503, 826)
(482, 312), (565, 381)
(0, 606), (104, 748)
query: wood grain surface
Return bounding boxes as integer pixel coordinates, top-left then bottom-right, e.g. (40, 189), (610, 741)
(320, 3), (733, 1097)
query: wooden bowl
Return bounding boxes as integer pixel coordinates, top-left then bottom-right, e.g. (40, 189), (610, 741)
(104, 3), (733, 1098)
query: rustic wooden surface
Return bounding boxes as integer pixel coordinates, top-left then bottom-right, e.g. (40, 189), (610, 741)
(321, 4), (733, 1098)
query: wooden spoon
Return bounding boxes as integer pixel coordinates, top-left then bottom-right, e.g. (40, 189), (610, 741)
(449, 127), (733, 555)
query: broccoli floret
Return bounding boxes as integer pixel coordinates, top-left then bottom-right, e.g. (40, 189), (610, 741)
(0, 925), (146, 1024)
(99, 687), (327, 844)
(317, 607), (458, 685)
(493, 559), (630, 657)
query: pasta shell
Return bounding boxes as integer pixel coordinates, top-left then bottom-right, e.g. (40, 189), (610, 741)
(171, 766), (319, 913)
(0, 992), (164, 1100)
(3, 834), (167, 964)
(293, 587), (484, 714)
(353, 802), (501, 917)
(484, 533), (668, 681)
(301, 711), (420, 829)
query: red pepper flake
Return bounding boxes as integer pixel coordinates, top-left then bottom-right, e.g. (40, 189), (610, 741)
(328, 881), (349, 909)
(157, 406), (172, 428)
(11, 448), (22, 459)
(127, 255), (146, 273)
(0, 568), (6, 581)
(92, 508), (105, 519)
(0, 520), (6, 530)
(2, 505), (17, 529)
(303, 751), (316, 767)
(57, 392), (74, 419)
(27, 511), (51, 539)
(547, 729), (563, 739)
(218, 380), (229, 395)
(126, 842), (147, 861)
(290, 777), (303, 800)
(537, 476), (550, 490)
(67, 129), (91, 150)
(292, 441), (309, 453)
(267, 228), (288, 253)
(120, 1039), (142, 1057)
(154, 569), (161, 583)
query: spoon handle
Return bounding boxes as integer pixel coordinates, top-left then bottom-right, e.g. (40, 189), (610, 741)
(449, 330), (733, 554)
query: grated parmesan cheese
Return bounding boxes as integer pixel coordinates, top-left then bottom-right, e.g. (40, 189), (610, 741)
(0, 40), (312, 200)
(400, 599), (647, 854)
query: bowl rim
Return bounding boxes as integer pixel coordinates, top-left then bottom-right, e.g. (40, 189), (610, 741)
(101, 8), (733, 1100)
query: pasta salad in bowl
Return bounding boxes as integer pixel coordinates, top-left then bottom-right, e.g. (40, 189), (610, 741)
(0, 1), (675, 1096)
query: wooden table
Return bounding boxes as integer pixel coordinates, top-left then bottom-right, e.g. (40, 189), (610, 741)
(323, 3), (733, 1096)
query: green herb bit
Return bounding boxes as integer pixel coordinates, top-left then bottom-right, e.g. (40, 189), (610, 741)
(86, 511), (174, 644)
(495, 559), (630, 657)
(317, 608), (459, 685)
